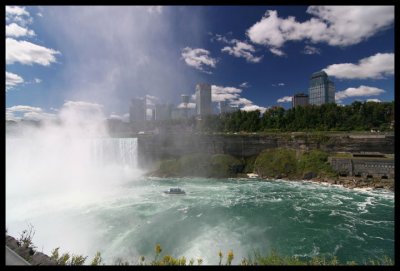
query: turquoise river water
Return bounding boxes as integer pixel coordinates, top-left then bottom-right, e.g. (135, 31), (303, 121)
(6, 137), (394, 265)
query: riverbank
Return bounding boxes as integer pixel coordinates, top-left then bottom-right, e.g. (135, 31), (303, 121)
(148, 172), (394, 192)
(307, 177), (394, 192)
(251, 175), (394, 192)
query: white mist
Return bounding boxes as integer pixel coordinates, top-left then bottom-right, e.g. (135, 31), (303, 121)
(6, 101), (141, 259)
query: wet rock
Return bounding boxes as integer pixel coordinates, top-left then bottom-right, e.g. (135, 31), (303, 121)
(30, 252), (58, 265)
(327, 179), (336, 184)
(14, 246), (32, 260)
(303, 172), (317, 180)
(6, 235), (19, 250)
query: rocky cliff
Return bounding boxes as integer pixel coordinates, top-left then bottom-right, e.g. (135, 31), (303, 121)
(137, 133), (394, 169)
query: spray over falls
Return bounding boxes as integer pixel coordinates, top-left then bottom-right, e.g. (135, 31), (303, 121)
(6, 103), (142, 257)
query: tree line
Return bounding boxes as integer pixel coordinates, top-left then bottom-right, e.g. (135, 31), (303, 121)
(200, 101), (394, 132)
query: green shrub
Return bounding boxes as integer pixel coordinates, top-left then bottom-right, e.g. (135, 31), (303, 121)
(243, 155), (258, 173)
(254, 148), (298, 178)
(210, 154), (242, 177)
(297, 149), (336, 177)
(157, 159), (180, 177)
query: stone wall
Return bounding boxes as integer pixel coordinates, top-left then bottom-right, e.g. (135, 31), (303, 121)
(329, 157), (395, 178)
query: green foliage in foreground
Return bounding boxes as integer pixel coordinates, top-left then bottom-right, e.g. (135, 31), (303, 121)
(8, 226), (394, 266)
(79, 245), (395, 266)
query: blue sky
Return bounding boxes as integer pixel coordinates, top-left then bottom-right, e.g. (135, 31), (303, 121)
(6, 6), (394, 121)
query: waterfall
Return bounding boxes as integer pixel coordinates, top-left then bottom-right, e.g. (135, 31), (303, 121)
(90, 138), (138, 168)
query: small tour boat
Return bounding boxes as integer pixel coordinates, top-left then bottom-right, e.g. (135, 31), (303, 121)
(164, 188), (186, 195)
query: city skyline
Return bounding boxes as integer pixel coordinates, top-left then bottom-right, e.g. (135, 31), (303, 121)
(6, 6), (395, 122)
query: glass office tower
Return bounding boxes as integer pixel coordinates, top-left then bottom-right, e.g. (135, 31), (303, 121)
(308, 71), (335, 105)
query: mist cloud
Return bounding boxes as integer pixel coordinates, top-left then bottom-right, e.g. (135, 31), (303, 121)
(39, 6), (202, 116)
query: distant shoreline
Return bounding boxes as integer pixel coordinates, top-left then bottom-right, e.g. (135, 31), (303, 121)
(250, 176), (395, 193)
(286, 177), (394, 192)
(147, 174), (394, 193)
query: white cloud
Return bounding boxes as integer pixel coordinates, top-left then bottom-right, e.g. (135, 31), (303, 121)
(6, 23), (35, 37)
(211, 85), (265, 112)
(7, 105), (43, 113)
(147, 6), (163, 14)
(323, 52), (394, 79)
(211, 33), (233, 44)
(181, 47), (217, 74)
(37, 12), (43, 17)
(6, 6), (33, 27)
(240, 82), (250, 88)
(34, 78), (42, 83)
(306, 6), (394, 46)
(23, 111), (57, 121)
(277, 96), (293, 103)
(6, 38), (60, 66)
(177, 102), (196, 109)
(272, 82), (285, 87)
(6, 105), (56, 122)
(6, 112), (20, 121)
(6, 6), (29, 16)
(6, 71), (24, 90)
(221, 40), (263, 63)
(145, 95), (159, 106)
(366, 99), (381, 103)
(6, 101), (106, 123)
(108, 113), (129, 122)
(109, 113), (123, 120)
(247, 7), (394, 55)
(241, 104), (267, 113)
(63, 100), (103, 111)
(335, 85), (385, 102)
(269, 47), (285, 56)
(278, 83), (285, 86)
(302, 45), (320, 55)
(211, 85), (242, 103)
(230, 97), (254, 106)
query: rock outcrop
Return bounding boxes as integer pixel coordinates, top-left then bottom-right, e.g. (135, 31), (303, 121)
(6, 234), (58, 265)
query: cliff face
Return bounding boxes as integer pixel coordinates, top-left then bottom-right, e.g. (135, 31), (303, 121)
(137, 133), (394, 169)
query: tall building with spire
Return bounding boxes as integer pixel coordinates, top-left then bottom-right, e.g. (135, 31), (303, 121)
(308, 71), (335, 105)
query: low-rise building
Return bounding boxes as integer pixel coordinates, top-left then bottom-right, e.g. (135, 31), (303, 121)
(329, 152), (394, 179)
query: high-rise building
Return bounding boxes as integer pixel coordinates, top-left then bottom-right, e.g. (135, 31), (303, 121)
(195, 83), (212, 117)
(129, 98), (146, 123)
(181, 94), (190, 105)
(308, 71), (335, 105)
(180, 94), (190, 119)
(150, 108), (156, 121)
(155, 103), (173, 121)
(292, 93), (309, 108)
